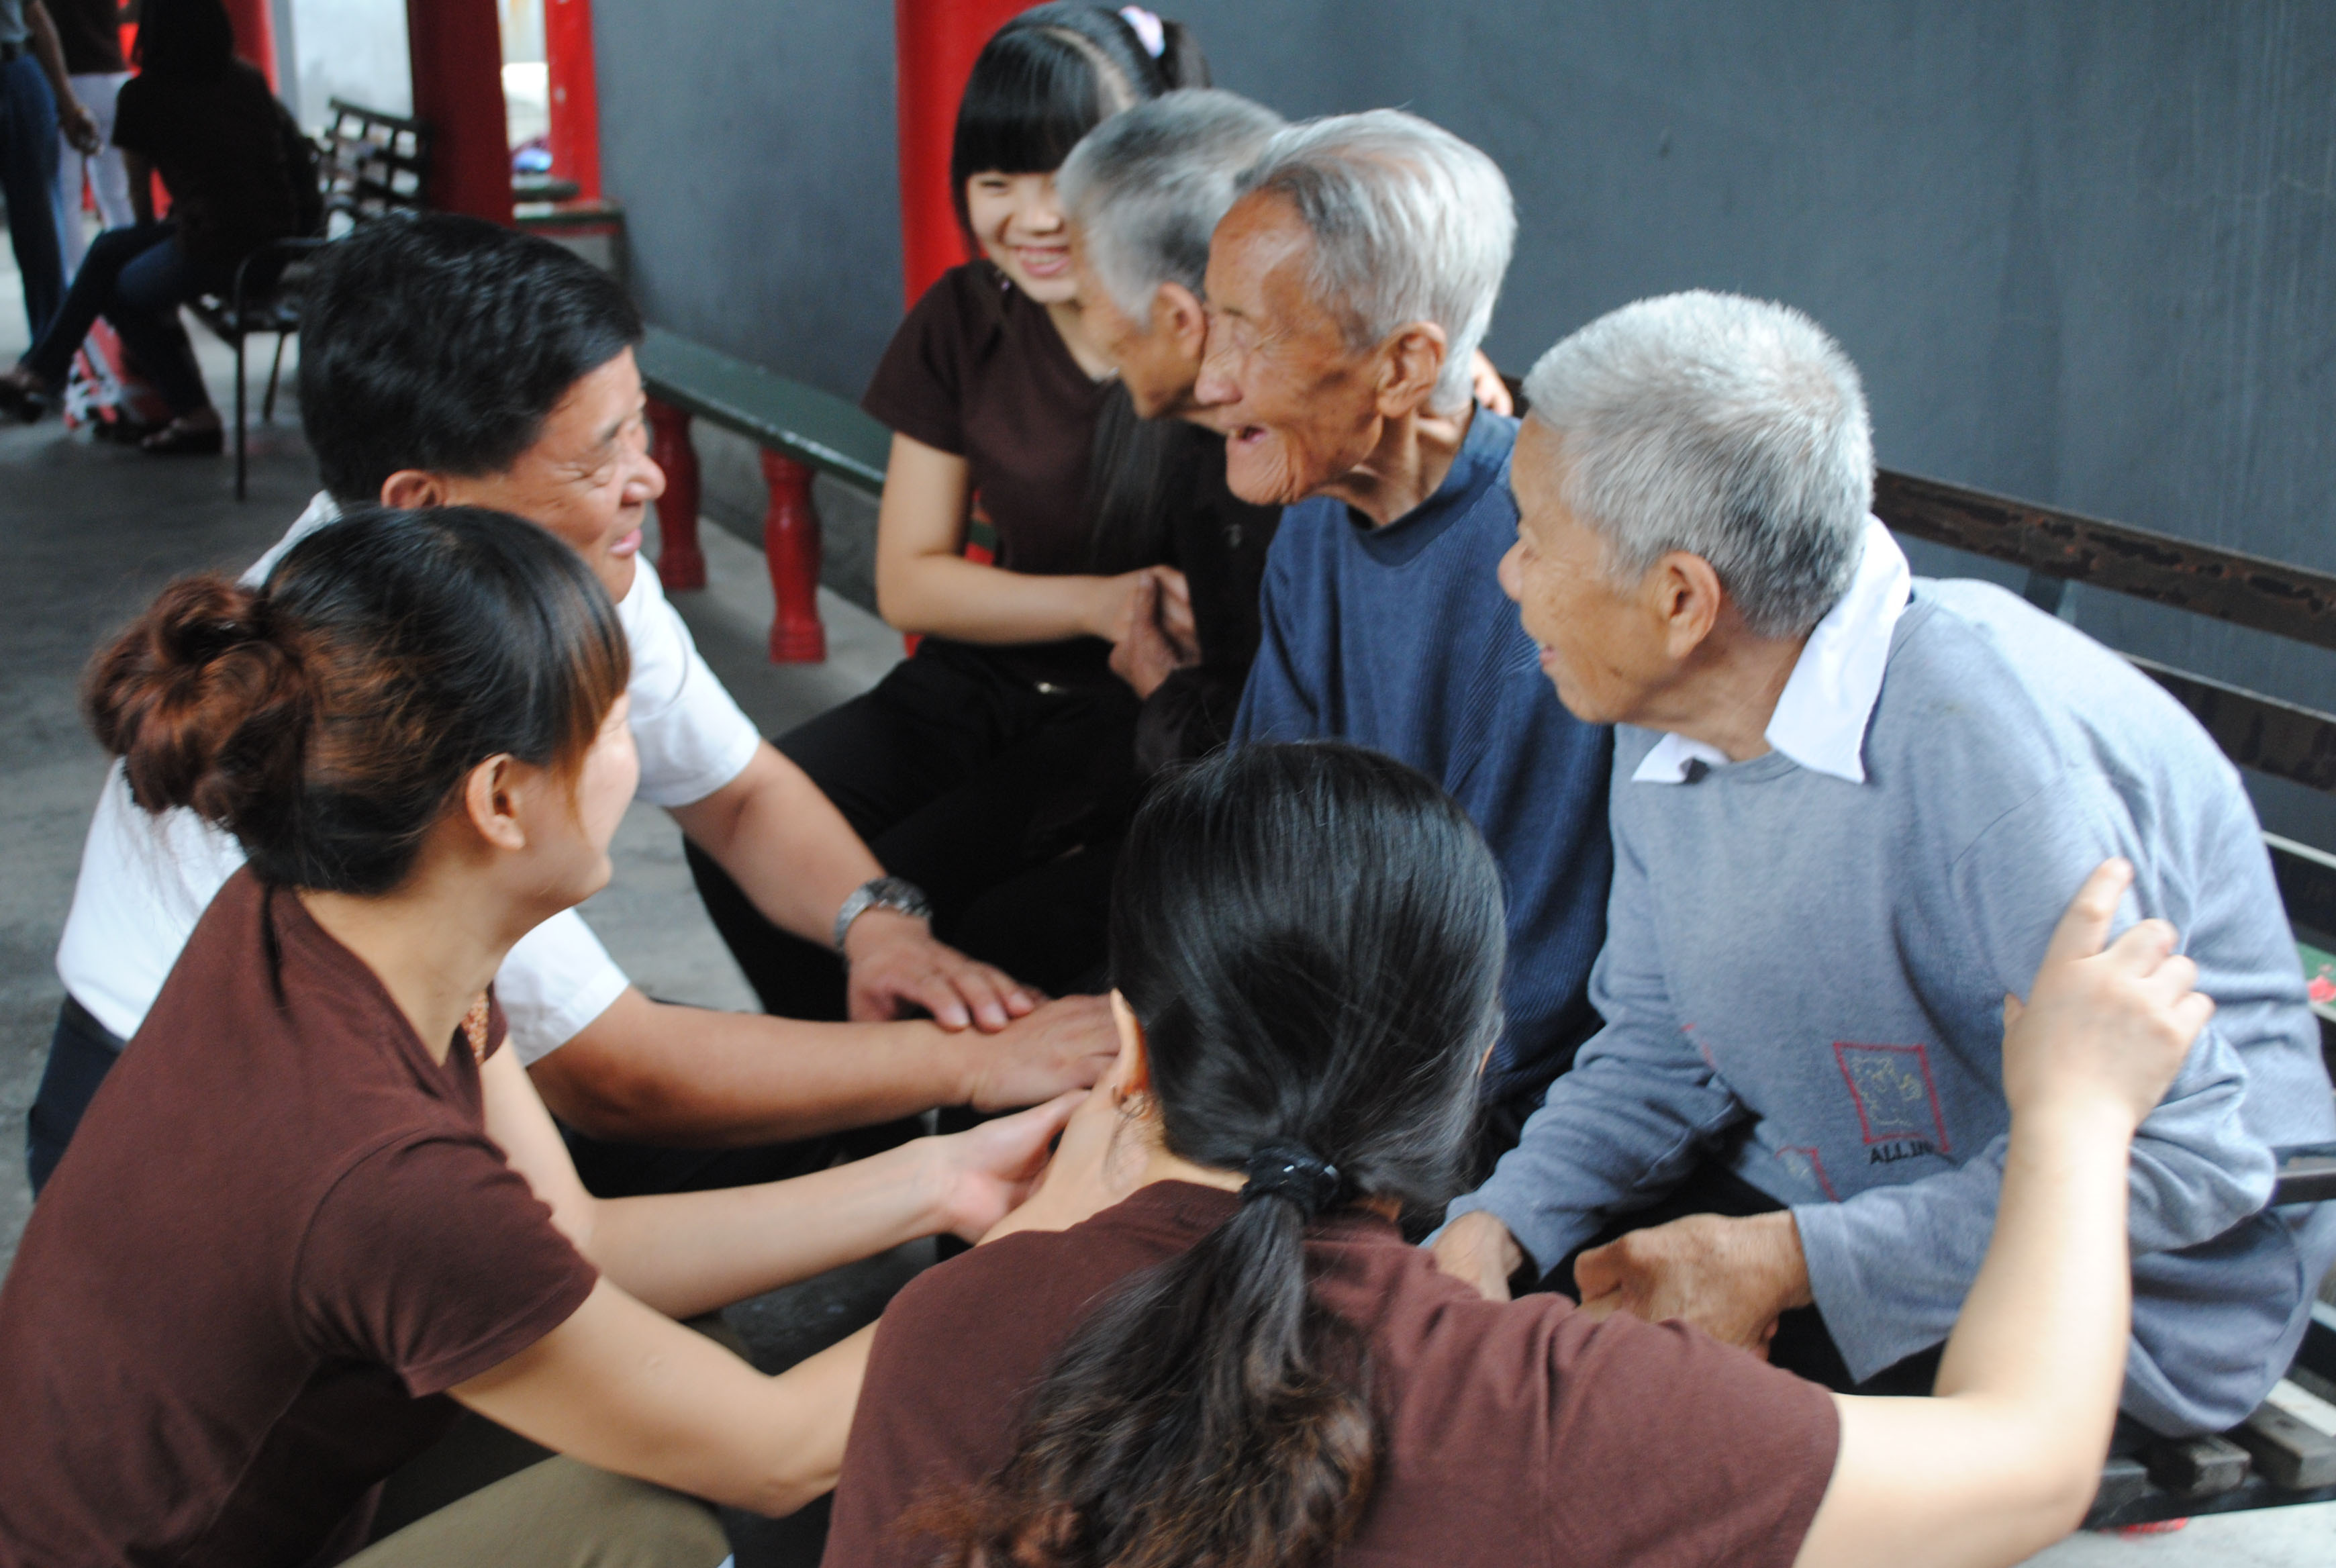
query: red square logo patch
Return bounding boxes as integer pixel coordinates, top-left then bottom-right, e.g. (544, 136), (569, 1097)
(1833, 1042), (1951, 1157)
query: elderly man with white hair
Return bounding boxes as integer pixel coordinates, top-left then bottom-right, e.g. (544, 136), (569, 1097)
(1202, 111), (1616, 1145)
(1433, 289), (2336, 1437)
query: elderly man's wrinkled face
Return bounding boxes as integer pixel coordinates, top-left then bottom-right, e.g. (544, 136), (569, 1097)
(1500, 419), (1671, 725)
(1069, 224), (1205, 420)
(1194, 193), (1385, 506)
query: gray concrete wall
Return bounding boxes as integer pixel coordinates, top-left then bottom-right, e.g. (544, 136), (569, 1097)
(595, 0), (2336, 844)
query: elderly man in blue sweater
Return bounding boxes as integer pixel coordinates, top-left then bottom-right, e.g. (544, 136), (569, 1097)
(1200, 111), (1615, 1148)
(1432, 290), (2336, 1436)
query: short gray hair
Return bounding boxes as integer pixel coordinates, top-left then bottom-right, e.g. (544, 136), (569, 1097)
(1237, 109), (1515, 413)
(1058, 89), (1285, 326)
(1522, 291), (1873, 638)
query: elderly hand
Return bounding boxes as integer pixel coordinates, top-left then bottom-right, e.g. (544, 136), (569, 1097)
(843, 907), (1037, 1032)
(1429, 1209), (1529, 1302)
(1572, 1210), (1812, 1355)
(1469, 349), (1514, 416)
(1108, 568), (1200, 699)
(961, 993), (1120, 1112)
(922, 1090), (1086, 1241)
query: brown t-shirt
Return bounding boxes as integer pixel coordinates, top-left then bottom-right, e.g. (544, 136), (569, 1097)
(863, 259), (1115, 686)
(826, 1182), (1839, 1568)
(0, 869), (598, 1568)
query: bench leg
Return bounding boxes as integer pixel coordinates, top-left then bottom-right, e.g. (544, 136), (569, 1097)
(644, 397), (706, 591)
(234, 332), (248, 501)
(761, 451), (826, 663)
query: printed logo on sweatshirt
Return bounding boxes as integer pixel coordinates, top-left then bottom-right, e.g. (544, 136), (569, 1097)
(1833, 1042), (1952, 1158)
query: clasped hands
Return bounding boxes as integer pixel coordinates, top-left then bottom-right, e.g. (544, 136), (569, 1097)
(1432, 1206), (1814, 1357)
(1106, 565), (1198, 700)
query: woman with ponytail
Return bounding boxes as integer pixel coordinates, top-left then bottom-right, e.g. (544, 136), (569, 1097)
(0, 509), (1077, 1568)
(826, 742), (2220, 1568)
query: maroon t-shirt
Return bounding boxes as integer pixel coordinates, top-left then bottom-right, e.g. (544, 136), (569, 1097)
(0, 870), (598, 1568)
(863, 259), (1115, 686)
(826, 1182), (1840, 1568)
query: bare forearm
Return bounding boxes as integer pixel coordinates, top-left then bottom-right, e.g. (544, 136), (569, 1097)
(877, 552), (1115, 644)
(25, 2), (74, 99)
(669, 746), (879, 943)
(588, 1140), (948, 1318)
(531, 990), (975, 1146)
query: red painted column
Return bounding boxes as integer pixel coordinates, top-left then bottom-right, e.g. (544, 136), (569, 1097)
(893, 0), (1032, 309)
(761, 453), (827, 663)
(544, 0), (602, 199)
(405, 0), (514, 224)
(221, 0), (277, 82)
(644, 399), (705, 591)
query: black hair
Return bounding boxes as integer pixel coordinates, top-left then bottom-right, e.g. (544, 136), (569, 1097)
(949, 3), (1209, 241)
(297, 213), (644, 504)
(133, 0), (237, 78)
(86, 507), (630, 896)
(922, 742), (1506, 1568)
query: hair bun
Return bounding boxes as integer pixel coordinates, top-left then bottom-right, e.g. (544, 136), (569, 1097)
(84, 574), (313, 826)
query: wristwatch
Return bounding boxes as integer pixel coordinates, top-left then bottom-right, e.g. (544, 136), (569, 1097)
(832, 875), (934, 952)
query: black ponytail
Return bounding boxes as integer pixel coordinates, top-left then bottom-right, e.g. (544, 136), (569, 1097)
(923, 742), (1505, 1568)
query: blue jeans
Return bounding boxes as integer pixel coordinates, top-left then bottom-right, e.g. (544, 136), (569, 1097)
(21, 219), (220, 415)
(0, 53), (67, 340)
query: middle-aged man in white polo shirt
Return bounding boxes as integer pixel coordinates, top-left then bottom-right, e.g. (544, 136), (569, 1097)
(1432, 290), (2336, 1438)
(30, 215), (1114, 1197)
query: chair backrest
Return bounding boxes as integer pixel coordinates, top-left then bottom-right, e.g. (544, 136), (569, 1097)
(320, 99), (432, 230)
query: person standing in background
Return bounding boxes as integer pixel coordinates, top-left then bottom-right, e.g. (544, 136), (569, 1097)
(0, 0), (101, 338)
(49, 0), (131, 279)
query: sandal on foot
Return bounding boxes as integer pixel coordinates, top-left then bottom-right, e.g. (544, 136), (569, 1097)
(0, 377), (48, 424)
(141, 421), (225, 456)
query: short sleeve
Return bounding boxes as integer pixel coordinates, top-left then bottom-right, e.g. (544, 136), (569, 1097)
(620, 563), (762, 807)
(1544, 1312), (1839, 1568)
(861, 268), (976, 456)
(495, 910), (629, 1062)
(109, 76), (156, 157)
(297, 1133), (599, 1395)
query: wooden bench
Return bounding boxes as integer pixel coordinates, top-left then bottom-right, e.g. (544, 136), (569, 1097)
(1871, 470), (2336, 1526)
(635, 326), (891, 662)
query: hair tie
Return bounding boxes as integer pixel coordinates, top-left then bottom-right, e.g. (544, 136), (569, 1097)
(1242, 1144), (1342, 1215)
(1118, 5), (1167, 58)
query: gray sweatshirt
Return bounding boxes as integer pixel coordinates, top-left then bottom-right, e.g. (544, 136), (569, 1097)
(1450, 578), (2336, 1435)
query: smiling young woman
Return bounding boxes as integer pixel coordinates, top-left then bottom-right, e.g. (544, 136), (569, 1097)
(687, 5), (1214, 1011)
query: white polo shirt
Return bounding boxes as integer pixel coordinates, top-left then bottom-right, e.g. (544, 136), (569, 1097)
(54, 494), (765, 1061)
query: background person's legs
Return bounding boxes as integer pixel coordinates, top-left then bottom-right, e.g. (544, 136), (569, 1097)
(0, 55), (68, 339)
(346, 1455), (728, 1568)
(16, 219), (168, 388)
(99, 230), (217, 417)
(54, 70), (131, 278)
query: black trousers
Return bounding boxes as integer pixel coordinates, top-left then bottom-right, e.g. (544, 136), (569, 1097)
(1535, 1161), (1947, 1398)
(25, 995), (122, 1196)
(687, 640), (1137, 1024)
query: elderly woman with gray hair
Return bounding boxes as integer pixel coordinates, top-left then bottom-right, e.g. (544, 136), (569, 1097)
(1434, 289), (2336, 1441)
(1206, 110), (1615, 1157)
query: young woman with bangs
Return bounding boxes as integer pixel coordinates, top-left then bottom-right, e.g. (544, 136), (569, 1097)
(687, 4), (1212, 1009)
(0, 508), (1075, 1568)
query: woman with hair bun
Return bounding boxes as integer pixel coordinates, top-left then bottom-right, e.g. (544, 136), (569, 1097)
(0, 508), (1077, 1567)
(826, 742), (2217, 1568)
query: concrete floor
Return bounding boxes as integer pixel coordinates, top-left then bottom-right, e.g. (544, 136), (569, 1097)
(3, 260), (2331, 1563)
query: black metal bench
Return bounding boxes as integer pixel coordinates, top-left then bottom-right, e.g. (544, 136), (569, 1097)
(188, 99), (430, 499)
(1873, 469), (2336, 1524)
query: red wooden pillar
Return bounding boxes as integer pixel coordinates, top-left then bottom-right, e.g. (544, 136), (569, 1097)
(221, 0), (277, 82)
(762, 454), (827, 663)
(405, 0), (514, 224)
(544, 0), (603, 199)
(644, 399), (705, 591)
(894, 0), (1032, 308)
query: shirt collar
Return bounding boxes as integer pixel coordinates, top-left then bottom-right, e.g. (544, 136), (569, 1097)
(1633, 514), (1912, 786)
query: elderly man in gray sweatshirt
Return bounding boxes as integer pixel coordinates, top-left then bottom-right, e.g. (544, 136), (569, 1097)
(1432, 290), (2336, 1436)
